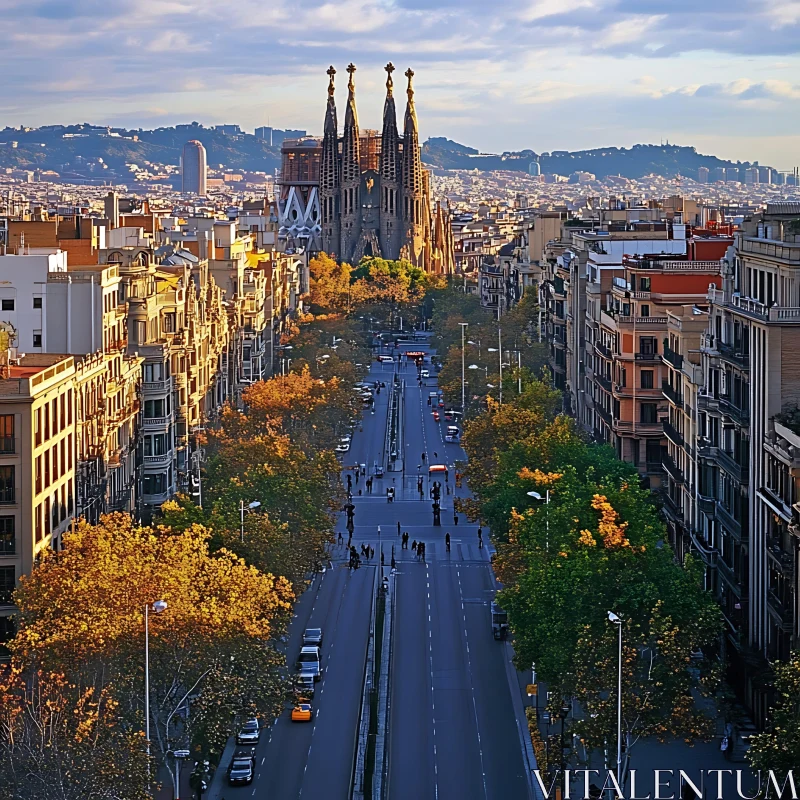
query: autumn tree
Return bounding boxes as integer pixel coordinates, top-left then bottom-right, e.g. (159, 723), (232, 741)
(308, 252), (353, 313)
(10, 515), (294, 782)
(0, 668), (149, 800)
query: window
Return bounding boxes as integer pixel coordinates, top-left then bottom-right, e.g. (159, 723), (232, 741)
(1, 299), (14, 311)
(33, 297), (42, 309)
(143, 473), (168, 496)
(144, 399), (167, 419)
(35, 504), (42, 543)
(145, 433), (169, 457)
(639, 337), (657, 355)
(639, 276), (651, 291)
(646, 439), (662, 466)
(35, 408), (41, 447)
(33, 332), (42, 348)
(35, 456), (42, 494)
(0, 517), (14, 554)
(144, 363), (163, 383)
(60, 394), (65, 431)
(640, 304), (650, 318)
(0, 415), (13, 454)
(641, 370), (654, 389)
(0, 566), (15, 605)
(0, 466), (14, 504)
(640, 403), (658, 424)
(45, 450), (51, 488)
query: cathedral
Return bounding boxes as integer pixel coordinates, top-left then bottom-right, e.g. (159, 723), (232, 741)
(319, 64), (454, 274)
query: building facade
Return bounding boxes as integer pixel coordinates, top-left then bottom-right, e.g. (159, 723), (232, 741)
(181, 140), (208, 196)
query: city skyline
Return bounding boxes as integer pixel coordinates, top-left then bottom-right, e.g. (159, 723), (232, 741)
(1, 0), (799, 168)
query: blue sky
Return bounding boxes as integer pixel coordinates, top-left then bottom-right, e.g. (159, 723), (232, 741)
(2, 0), (799, 167)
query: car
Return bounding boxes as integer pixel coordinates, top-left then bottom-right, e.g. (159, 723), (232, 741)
(420, 369), (430, 378)
(236, 718), (260, 745)
(294, 674), (316, 698)
(296, 645), (322, 681)
(291, 702), (314, 723)
(432, 410), (440, 422)
(377, 355), (394, 363)
(303, 627), (323, 647)
(228, 748), (256, 785)
(340, 434), (352, 444)
(336, 442), (350, 453)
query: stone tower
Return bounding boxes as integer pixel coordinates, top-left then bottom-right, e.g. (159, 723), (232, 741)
(340, 63), (361, 262)
(320, 66), (341, 257)
(400, 69), (426, 267)
(379, 62), (402, 259)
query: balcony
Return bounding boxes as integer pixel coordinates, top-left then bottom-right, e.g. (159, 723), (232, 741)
(719, 395), (749, 427)
(697, 391), (719, 412)
(716, 448), (749, 484)
(142, 377), (173, 394)
(717, 340), (749, 370)
(766, 541), (795, 574)
(0, 437), (16, 456)
(662, 380), (684, 408)
(663, 420), (684, 447)
(595, 341), (612, 359)
(596, 374), (612, 393)
(635, 351), (661, 363)
(596, 405), (612, 426)
(617, 315), (668, 326)
(142, 415), (170, 429)
(662, 345), (684, 370)
(697, 494), (717, 517)
(767, 590), (793, 630)
(142, 489), (172, 506)
(613, 419), (664, 435)
(716, 502), (743, 539)
(144, 452), (172, 468)
(662, 451), (684, 484)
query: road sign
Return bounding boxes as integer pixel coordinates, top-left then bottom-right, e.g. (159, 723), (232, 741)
(526, 684), (538, 696)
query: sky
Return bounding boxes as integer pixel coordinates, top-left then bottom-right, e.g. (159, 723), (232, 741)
(1, 0), (799, 168)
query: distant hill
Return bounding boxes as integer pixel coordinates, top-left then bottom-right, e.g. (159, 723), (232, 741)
(0, 123), (283, 178)
(421, 140), (764, 179)
(0, 123), (768, 181)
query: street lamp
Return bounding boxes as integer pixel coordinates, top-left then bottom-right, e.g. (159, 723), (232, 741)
(527, 490), (550, 550)
(144, 600), (168, 785)
(488, 326), (503, 405)
(468, 363), (488, 378)
(608, 611), (623, 785)
(467, 339), (481, 358)
(240, 500), (261, 542)
(459, 322), (468, 414)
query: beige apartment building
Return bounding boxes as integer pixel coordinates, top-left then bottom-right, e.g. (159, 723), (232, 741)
(0, 354), (76, 639)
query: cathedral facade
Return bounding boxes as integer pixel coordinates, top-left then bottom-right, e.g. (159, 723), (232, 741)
(319, 64), (454, 275)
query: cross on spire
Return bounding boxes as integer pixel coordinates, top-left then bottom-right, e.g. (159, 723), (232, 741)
(327, 65), (336, 97)
(385, 62), (395, 96)
(347, 62), (357, 92)
(405, 68), (415, 101)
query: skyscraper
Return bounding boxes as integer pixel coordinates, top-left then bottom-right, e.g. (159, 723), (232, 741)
(181, 140), (207, 195)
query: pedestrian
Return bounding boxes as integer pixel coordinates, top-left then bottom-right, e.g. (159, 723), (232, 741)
(478, 529), (483, 549)
(453, 511), (458, 525)
(412, 540), (417, 553)
(358, 489), (362, 496)
(355, 471), (359, 485)
(338, 531), (343, 544)
(420, 542), (426, 563)
(478, 525), (483, 539)
(445, 532), (450, 552)
(397, 521), (401, 536)
(427, 396), (431, 406)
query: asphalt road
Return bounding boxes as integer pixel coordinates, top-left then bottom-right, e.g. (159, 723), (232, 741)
(386, 358), (529, 800)
(223, 350), (528, 799)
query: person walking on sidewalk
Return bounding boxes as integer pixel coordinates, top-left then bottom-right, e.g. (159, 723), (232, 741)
(411, 540), (417, 554)
(445, 532), (451, 552)
(420, 542), (426, 563)
(397, 521), (401, 536)
(478, 529), (483, 549)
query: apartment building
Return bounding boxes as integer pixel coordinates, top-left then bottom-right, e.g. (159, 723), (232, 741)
(693, 203), (800, 725)
(0, 354), (76, 640)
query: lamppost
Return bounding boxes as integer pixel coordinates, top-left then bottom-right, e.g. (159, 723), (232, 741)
(607, 611), (623, 785)
(488, 327), (503, 404)
(527, 490), (550, 551)
(459, 323), (468, 414)
(144, 600), (168, 786)
(467, 338), (481, 358)
(240, 500), (261, 542)
(468, 363), (488, 378)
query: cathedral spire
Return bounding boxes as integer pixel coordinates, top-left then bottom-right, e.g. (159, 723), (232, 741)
(324, 65), (337, 135)
(404, 68), (418, 133)
(381, 63), (399, 183)
(342, 63), (360, 185)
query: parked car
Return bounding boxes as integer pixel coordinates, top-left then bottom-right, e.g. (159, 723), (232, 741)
(228, 748), (256, 785)
(236, 718), (260, 745)
(336, 442), (350, 453)
(420, 369), (430, 378)
(303, 627), (323, 647)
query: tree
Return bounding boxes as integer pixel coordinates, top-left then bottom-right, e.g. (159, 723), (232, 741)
(10, 515), (294, 781)
(747, 651), (800, 772)
(0, 668), (149, 800)
(309, 252), (353, 313)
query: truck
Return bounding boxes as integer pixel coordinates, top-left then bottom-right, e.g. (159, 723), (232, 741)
(491, 601), (509, 640)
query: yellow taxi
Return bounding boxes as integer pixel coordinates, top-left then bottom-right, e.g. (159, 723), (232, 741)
(291, 702), (314, 723)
